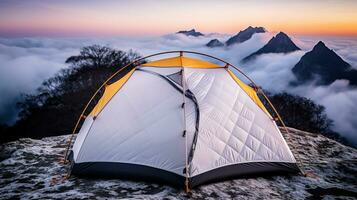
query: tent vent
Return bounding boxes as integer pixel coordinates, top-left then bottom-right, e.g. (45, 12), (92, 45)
(167, 71), (182, 86)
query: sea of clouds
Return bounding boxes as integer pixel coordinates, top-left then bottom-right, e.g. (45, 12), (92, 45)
(0, 33), (356, 145)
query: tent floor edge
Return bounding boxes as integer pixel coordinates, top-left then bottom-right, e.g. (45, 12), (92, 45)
(71, 162), (185, 188)
(70, 161), (300, 189)
(189, 162), (300, 188)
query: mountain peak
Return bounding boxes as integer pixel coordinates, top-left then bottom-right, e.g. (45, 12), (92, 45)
(275, 32), (289, 39)
(242, 32), (300, 62)
(316, 40), (325, 46)
(292, 41), (357, 85)
(176, 29), (204, 37)
(206, 39), (224, 48)
(313, 41), (328, 51)
(225, 26), (266, 46)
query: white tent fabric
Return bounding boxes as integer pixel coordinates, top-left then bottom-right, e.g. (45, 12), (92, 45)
(73, 68), (191, 175)
(184, 68), (295, 176)
(70, 60), (298, 188)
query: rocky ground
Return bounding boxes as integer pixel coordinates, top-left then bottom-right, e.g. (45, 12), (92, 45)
(0, 128), (356, 199)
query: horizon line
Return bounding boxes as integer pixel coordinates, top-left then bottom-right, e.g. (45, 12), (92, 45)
(1, 31), (357, 38)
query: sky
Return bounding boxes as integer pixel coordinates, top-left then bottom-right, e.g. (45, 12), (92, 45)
(0, 0), (357, 37)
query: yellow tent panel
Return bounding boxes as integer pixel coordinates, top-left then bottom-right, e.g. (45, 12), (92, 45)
(89, 68), (136, 116)
(142, 56), (221, 68)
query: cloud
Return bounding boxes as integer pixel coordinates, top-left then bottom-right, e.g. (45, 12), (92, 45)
(0, 42), (76, 123)
(238, 51), (304, 91)
(0, 33), (356, 146)
(290, 80), (357, 145)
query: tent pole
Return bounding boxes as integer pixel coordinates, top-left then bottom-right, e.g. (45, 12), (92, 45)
(180, 51), (191, 193)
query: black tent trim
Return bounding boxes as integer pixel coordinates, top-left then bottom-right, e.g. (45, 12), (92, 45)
(71, 159), (299, 188)
(190, 161), (299, 187)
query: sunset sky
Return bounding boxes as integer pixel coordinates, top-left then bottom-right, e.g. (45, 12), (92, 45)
(0, 0), (357, 37)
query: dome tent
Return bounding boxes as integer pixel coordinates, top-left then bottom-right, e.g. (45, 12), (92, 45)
(64, 51), (300, 190)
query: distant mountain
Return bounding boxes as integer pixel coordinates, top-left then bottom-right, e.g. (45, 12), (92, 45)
(206, 39), (224, 47)
(292, 41), (357, 85)
(242, 32), (300, 62)
(225, 26), (266, 46)
(176, 29), (204, 37)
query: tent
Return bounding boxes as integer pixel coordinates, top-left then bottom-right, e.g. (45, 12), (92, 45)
(66, 52), (300, 190)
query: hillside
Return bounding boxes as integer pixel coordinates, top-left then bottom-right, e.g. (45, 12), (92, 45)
(0, 128), (356, 199)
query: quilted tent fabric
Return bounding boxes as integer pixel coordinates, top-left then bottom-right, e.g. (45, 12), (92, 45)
(184, 68), (296, 176)
(70, 56), (299, 188)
